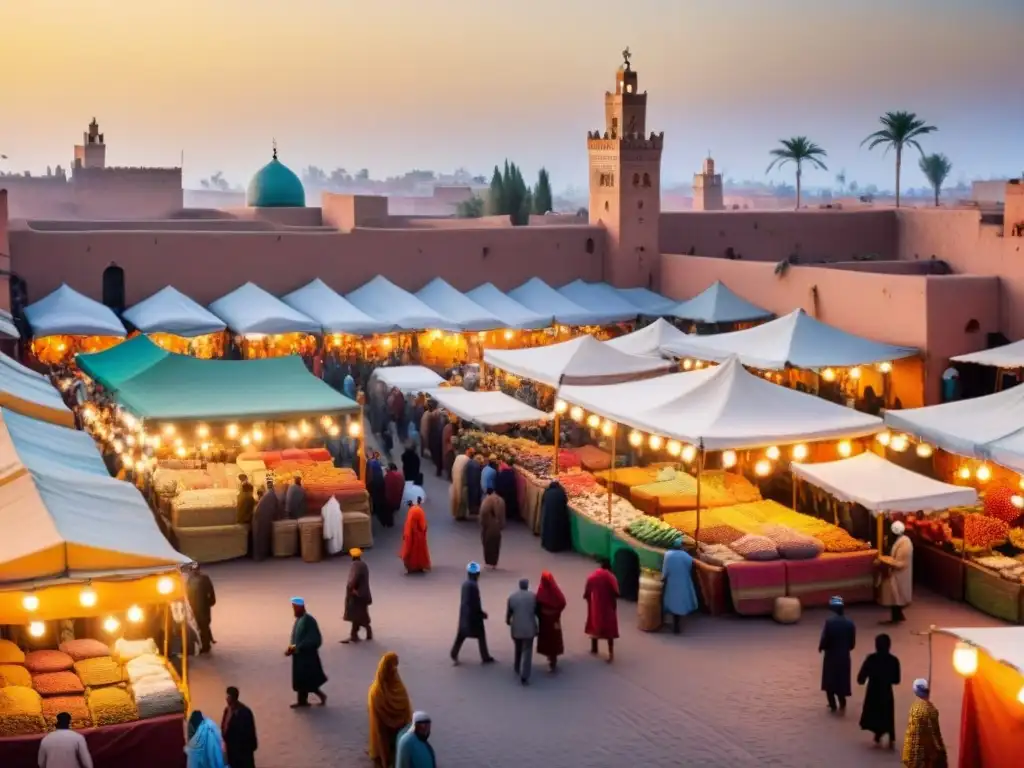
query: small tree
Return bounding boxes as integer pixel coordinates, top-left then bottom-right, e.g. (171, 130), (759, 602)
(486, 166), (504, 216)
(455, 195), (485, 218)
(532, 168), (553, 214)
(919, 153), (953, 207)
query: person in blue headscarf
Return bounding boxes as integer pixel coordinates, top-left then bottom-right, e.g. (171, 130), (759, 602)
(343, 372), (356, 401)
(185, 709), (225, 768)
(660, 548), (699, 633)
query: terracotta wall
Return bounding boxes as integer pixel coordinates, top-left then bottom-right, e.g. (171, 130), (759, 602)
(2, 172), (183, 220)
(9, 223), (605, 306)
(659, 210), (897, 263)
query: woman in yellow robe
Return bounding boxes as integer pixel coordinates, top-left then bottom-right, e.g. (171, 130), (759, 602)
(902, 678), (947, 767)
(368, 651), (413, 767)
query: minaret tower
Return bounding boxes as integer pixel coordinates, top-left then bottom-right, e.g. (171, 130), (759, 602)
(588, 48), (664, 288)
(74, 118), (106, 170)
(693, 154), (724, 210)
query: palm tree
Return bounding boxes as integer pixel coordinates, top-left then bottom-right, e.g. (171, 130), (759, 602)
(919, 154), (952, 207)
(766, 137), (828, 210)
(862, 111), (937, 207)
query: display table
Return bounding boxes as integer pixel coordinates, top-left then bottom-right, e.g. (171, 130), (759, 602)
(611, 530), (667, 572)
(911, 538), (966, 602)
(569, 506), (613, 560)
(0, 714), (186, 768)
(783, 551), (878, 608)
(693, 558), (729, 616)
(725, 560), (787, 616)
(964, 561), (1022, 624)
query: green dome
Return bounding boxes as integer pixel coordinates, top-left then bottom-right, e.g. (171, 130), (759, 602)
(246, 153), (305, 208)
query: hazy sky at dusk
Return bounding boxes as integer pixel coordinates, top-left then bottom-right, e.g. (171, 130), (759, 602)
(3, 0), (1020, 191)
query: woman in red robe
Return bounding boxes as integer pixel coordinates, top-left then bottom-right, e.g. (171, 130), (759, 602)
(536, 570), (566, 672)
(399, 499), (431, 574)
(382, 463), (405, 529)
(583, 560), (620, 663)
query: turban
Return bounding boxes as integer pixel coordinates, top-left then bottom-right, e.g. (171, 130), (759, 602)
(829, 595), (844, 607)
(891, 521), (906, 536)
(467, 561), (481, 575)
(350, 548), (363, 558)
(913, 678), (929, 697)
(412, 711), (431, 724)
(290, 597), (304, 606)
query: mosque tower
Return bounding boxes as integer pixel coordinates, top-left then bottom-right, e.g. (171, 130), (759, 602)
(693, 154), (724, 211)
(587, 48), (664, 289)
(74, 118), (106, 170)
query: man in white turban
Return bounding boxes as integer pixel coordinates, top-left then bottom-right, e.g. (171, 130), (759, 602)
(878, 520), (913, 624)
(395, 710), (436, 767)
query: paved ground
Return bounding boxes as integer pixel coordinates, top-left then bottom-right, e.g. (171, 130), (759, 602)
(189, 466), (1003, 768)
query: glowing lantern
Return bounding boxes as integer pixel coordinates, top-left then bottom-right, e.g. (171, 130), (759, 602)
(849, 367), (861, 380)
(569, 406), (584, 422)
(976, 465), (992, 483)
(876, 431), (891, 447)
(649, 435), (663, 451)
(103, 617), (121, 635)
(287, 428), (300, 442)
(682, 359), (693, 371)
(838, 441), (852, 458)
(127, 605), (144, 624)
(681, 445), (697, 463)
(196, 425), (209, 439)
(666, 440), (682, 457)
(754, 460), (772, 477)
(766, 446), (781, 461)
(29, 622), (45, 638)
(890, 435), (909, 453)
(721, 450), (737, 468)
(821, 368), (836, 382)
(348, 421), (362, 438)
(22, 594), (39, 612)
(157, 577), (174, 595)
(958, 466), (971, 481)
(878, 361), (893, 374)
(79, 588), (97, 608)
(554, 400), (568, 415)
(628, 430), (643, 448)
(915, 443), (934, 459)
(504, 330), (514, 341)
(587, 414), (601, 429)
(601, 421), (614, 437)
(952, 642), (978, 677)
(226, 424), (239, 439)
(791, 444), (809, 461)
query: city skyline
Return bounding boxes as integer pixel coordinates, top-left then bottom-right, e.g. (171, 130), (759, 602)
(3, 0), (1020, 190)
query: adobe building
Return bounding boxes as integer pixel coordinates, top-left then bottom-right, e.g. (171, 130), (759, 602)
(691, 155), (724, 211)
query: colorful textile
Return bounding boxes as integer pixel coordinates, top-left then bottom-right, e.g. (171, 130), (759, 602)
(583, 567), (620, 640)
(400, 505), (431, 573)
(367, 652), (412, 767)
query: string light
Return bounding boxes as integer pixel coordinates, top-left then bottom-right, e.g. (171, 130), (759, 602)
(79, 588), (97, 608)
(112, 439), (124, 453)
(554, 400), (568, 415)
(890, 435), (909, 452)
(766, 446), (780, 461)
(586, 414), (601, 429)
(162, 424), (175, 437)
(601, 421), (614, 437)
(821, 368), (836, 382)
(196, 425), (209, 439)
(150, 435), (162, 449)
(666, 440), (682, 457)
(287, 428), (300, 441)
(849, 367), (861, 380)
(915, 443), (934, 458)
(648, 435), (663, 451)
(681, 445), (697, 463)
(226, 424), (239, 439)
(252, 429), (264, 443)
(952, 642), (978, 677)
(200, 442), (210, 452)
(791, 444), (809, 461)
(157, 577), (174, 595)
(958, 466), (971, 480)
(504, 330), (514, 341)
(28, 622), (45, 638)
(127, 605), (144, 623)
(694, 360), (704, 369)
(22, 594), (39, 612)
(175, 446), (187, 458)
(173, 437), (184, 448)
(347, 422), (361, 438)
(628, 430), (643, 448)
(878, 361), (893, 374)
(754, 459), (772, 477)
(876, 431), (891, 447)
(976, 465), (992, 482)
(837, 440), (852, 458)
(682, 359), (693, 371)
(299, 420), (311, 436)
(328, 425), (340, 437)
(103, 617), (121, 634)
(569, 406), (584, 422)
(721, 450), (737, 468)
(241, 434), (251, 447)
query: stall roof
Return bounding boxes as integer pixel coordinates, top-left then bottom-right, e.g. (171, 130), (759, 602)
(604, 318), (692, 358)
(415, 278), (504, 331)
(370, 365), (446, 394)
(667, 281), (774, 324)
(0, 352), (74, 427)
(0, 308), (20, 339)
(558, 356), (883, 451)
(934, 627), (1024, 675)
(346, 276), (459, 332)
(556, 280), (641, 324)
(427, 388), (548, 426)
(282, 279), (394, 336)
(123, 286), (228, 337)
(2, 407), (109, 477)
(508, 278), (618, 326)
(884, 385), (1024, 473)
(79, 336), (359, 421)
(208, 282), (320, 336)
(24, 284), (126, 338)
(662, 308), (918, 370)
(484, 335), (674, 388)
(791, 452), (978, 514)
(951, 339), (1024, 369)
(463, 284), (551, 330)
(616, 287), (679, 316)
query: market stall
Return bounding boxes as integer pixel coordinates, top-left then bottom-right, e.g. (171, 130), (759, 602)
(370, 366), (446, 395)
(663, 280), (773, 331)
(122, 286), (227, 359)
(413, 278), (506, 366)
(208, 282), (320, 359)
(603, 318), (692, 358)
(426, 388), (548, 426)
(282, 278), (395, 361)
(951, 339), (1024, 393)
(556, 280), (642, 324)
(662, 308), (920, 407)
(615, 286), (679, 317)
(25, 284), (126, 365)
(508, 277), (627, 328)
(0, 352), (75, 427)
(934, 626), (1024, 768)
(464, 283), (552, 331)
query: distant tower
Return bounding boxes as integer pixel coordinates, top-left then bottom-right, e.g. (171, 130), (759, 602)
(588, 48), (664, 289)
(74, 118), (106, 170)
(692, 154), (724, 211)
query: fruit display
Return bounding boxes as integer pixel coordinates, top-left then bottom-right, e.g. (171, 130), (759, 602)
(813, 527), (871, 553)
(1009, 528), (1024, 550)
(904, 516), (950, 546)
(556, 469), (600, 498)
(982, 485), (1023, 525)
(569, 492), (643, 531)
(454, 430), (568, 478)
(625, 517), (688, 549)
(963, 513), (1010, 550)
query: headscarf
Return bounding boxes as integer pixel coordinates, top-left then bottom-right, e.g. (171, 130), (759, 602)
(186, 713), (225, 768)
(290, 597), (304, 606)
(536, 570), (566, 611)
(368, 652), (412, 729)
(467, 561), (481, 575)
(412, 711), (430, 724)
(913, 678), (930, 698)
(891, 520), (906, 536)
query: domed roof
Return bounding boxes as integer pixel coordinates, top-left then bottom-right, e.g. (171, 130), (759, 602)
(246, 148), (305, 208)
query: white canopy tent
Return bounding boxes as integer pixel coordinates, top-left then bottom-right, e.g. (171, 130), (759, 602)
(603, 318), (691, 358)
(791, 452), (978, 515)
(662, 308), (918, 370)
(124, 286), (228, 337)
(616, 287), (679, 316)
(415, 278), (504, 331)
(934, 627), (1024, 675)
(885, 386), (1024, 473)
(208, 282), (320, 336)
(484, 335), (673, 388)
(951, 340), (1024, 369)
(557, 280), (641, 324)
(25, 284), (126, 337)
(508, 278), (618, 326)
(0, 309), (19, 339)
(282, 279), (394, 335)
(464, 284), (550, 330)
(667, 281), (773, 324)
(346, 276), (459, 331)
(427, 388), (548, 426)
(370, 365), (446, 394)
(558, 356), (883, 451)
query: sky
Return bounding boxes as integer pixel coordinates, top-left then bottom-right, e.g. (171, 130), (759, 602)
(2, 0), (1021, 192)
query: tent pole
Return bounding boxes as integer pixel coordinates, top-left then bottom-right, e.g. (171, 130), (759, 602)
(162, 603), (170, 658)
(179, 571), (189, 698)
(792, 475), (798, 512)
(608, 428), (616, 526)
(694, 446), (704, 543)
(552, 412), (561, 475)
(876, 513), (884, 552)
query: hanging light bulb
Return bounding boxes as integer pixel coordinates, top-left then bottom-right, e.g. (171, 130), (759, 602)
(916, 443), (934, 458)
(28, 621), (45, 638)
(791, 444), (809, 461)
(952, 642), (978, 677)
(958, 466), (972, 481)
(22, 594), (39, 612)
(976, 465), (992, 482)
(666, 440), (682, 457)
(878, 361), (893, 374)
(837, 440), (852, 458)
(890, 435), (909, 453)
(628, 430), (643, 448)
(682, 359), (693, 371)
(586, 414), (601, 429)
(79, 588), (97, 608)
(554, 399), (568, 415)
(196, 424), (209, 439)
(569, 406), (584, 423)
(721, 450), (737, 468)
(175, 446), (187, 458)
(287, 428), (300, 441)
(821, 368), (836, 382)
(241, 434), (251, 446)
(347, 421), (361, 438)
(299, 420), (311, 436)
(328, 425), (340, 437)
(162, 424), (175, 437)
(754, 459), (772, 477)
(103, 616), (121, 634)
(252, 429), (264, 443)
(127, 605), (144, 623)
(600, 421), (614, 437)
(849, 367), (862, 380)
(157, 577), (174, 595)
(648, 435), (663, 451)
(226, 424), (239, 439)
(766, 446), (781, 461)
(681, 445), (697, 463)
(876, 432), (891, 447)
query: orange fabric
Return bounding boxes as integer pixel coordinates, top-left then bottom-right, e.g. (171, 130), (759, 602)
(367, 652), (412, 766)
(958, 653), (1024, 768)
(399, 505), (431, 572)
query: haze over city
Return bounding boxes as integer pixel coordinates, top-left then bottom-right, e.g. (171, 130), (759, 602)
(3, 0), (1021, 191)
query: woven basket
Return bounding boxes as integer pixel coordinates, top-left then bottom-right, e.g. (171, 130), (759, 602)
(272, 520), (299, 558)
(298, 517), (324, 563)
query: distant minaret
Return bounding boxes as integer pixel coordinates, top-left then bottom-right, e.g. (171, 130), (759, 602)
(74, 118), (106, 170)
(692, 153), (724, 211)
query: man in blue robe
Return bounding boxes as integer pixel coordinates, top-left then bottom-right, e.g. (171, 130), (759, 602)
(661, 549), (699, 634)
(395, 711), (436, 768)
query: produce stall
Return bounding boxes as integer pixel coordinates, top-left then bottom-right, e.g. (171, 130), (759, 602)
(25, 284), (126, 365)
(122, 286), (227, 360)
(426, 389), (548, 428)
(207, 282), (320, 360)
(934, 626), (1024, 768)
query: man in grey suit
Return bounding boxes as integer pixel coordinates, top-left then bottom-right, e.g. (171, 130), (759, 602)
(506, 578), (539, 685)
